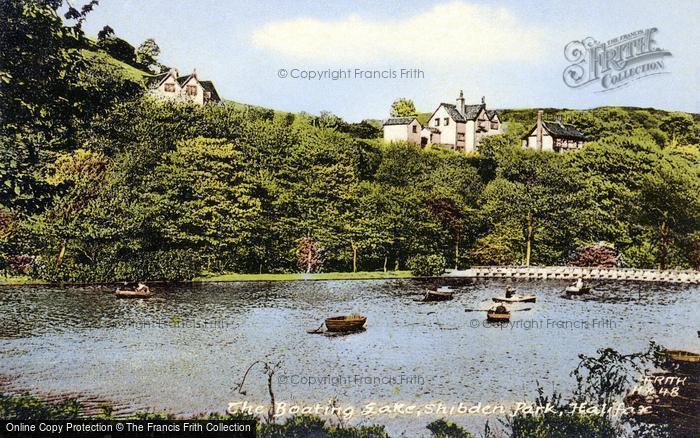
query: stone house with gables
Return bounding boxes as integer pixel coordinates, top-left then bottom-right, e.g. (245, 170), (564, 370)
(522, 110), (588, 152)
(382, 91), (503, 152)
(147, 69), (221, 105)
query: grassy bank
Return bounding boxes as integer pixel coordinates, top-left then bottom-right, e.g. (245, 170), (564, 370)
(0, 271), (413, 285)
(195, 270), (413, 282)
(0, 276), (45, 285)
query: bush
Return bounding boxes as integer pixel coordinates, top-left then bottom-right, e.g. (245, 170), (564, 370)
(408, 254), (446, 277)
(426, 419), (472, 437)
(568, 242), (620, 267)
(32, 249), (200, 283)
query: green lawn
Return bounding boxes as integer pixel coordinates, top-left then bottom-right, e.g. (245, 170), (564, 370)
(195, 271), (413, 282)
(0, 276), (44, 285)
(0, 271), (413, 285)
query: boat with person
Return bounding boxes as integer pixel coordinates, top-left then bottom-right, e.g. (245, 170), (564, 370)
(565, 278), (590, 295)
(115, 282), (152, 299)
(486, 305), (510, 322)
(324, 315), (367, 332)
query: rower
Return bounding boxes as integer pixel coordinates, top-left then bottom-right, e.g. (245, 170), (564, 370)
(505, 286), (515, 299)
(136, 283), (150, 294)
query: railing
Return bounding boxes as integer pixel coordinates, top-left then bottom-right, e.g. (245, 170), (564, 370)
(447, 266), (700, 284)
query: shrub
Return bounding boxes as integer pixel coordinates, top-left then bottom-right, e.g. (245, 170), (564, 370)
(568, 242), (620, 267)
(408, 254), (446, 277)
(426, 419), (472, 437)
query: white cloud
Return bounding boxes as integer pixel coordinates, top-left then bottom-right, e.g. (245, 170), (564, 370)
(251, 1), (546, 66)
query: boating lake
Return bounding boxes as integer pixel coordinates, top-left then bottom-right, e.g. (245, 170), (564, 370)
(1, 279), (698, 436)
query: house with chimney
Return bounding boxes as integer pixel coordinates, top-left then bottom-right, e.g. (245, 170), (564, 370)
(147, 69), (221, 105)
(382, 91), (502, 152)
(522, 110), (588, 152)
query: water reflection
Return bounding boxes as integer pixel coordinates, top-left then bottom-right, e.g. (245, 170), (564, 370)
(0, 279), (698, 435)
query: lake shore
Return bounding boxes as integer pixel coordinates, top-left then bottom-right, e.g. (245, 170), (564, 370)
(0, 270), (414, 286)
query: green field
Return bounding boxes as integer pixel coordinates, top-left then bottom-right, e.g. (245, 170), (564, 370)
(0, 271), (413, 285)
(195, 271), (413, 282)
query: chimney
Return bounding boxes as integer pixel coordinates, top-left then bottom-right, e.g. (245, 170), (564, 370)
(456, 90), (465, 115)
(536, 110), (544, 150)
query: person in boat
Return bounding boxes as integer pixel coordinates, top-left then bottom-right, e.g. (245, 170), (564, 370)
(573, 277), (584, 289)
(135, 283), (150, 294)
(505, 286), (515, 299)
(495, 304), (507, 314)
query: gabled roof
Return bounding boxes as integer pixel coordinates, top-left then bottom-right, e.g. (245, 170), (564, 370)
(199, 80), (221, 102)
(177, 73), (196, 86)
(462, 104), (484, 120)
(542, 121), (588, 140)
(147, 70), (175, 89)
(487, 111), (500, 121)
(436, 103), (466, 122)
(383, 117), (418, 126)
(522, 120), (588, 141)
(422, 126), (440, 133)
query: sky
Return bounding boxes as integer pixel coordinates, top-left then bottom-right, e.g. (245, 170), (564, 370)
(79, 0), (699, 121)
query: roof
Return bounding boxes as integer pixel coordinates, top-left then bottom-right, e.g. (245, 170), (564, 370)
(146, 71), (172, 89)
(438, 103), (466, 122)
(199, 80), (221, 102)
(422, 126), (440, 133)
(522, 120), (588, 141)
(177, 74), (195, 86)
(487, 111), (500, 121)
(542, 121), (588, 140)
(383, 117), (418, 126)
(462, 104), (484, 120)
(432, 102), (485, 122)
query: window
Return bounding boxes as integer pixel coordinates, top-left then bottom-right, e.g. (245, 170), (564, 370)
(444, 118), (449, 126)
(186, 85), (197, 96)
(164, 83), (175, 92)
(457, 133), (465, 141)
(491, 122), (498, 130)
(434, 118), (440, 126)
(412, 125), (417, 133)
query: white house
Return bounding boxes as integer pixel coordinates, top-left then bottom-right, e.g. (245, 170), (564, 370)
(382, 91), (503, 153)
(147, 69), (221, 105)
(382, 117), (422, 144)
(522, 110), (588, 152)
(426, 91), (503, 152)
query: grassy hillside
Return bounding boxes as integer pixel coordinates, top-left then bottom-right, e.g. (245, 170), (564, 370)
(80, 49), (150, 84)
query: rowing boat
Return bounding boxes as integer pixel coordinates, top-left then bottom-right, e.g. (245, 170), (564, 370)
(664, 350), (700, 363)
(324, 315), (367, 332)
(115, 289), (152, 299)
(492, 295), (536, 303)
(486, 305), (510, 322)
(422, 290), (454, 302)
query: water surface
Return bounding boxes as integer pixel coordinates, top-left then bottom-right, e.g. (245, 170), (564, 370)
(1, 279), (698, 436)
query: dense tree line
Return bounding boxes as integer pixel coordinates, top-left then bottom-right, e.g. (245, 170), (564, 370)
(1, 1), (699, 282)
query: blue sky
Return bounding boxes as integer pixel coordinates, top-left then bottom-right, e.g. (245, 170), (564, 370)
(80, 0), (699, 121)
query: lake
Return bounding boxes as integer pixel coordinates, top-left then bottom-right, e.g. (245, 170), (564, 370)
(1, 279), (698, 436)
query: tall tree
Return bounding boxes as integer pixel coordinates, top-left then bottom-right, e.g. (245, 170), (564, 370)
(390, 98), (417, 117)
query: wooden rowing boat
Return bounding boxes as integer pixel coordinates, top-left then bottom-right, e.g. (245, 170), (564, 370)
(664, 350), (700, 363)
(565, 285), (590, 295)
(324, 315), (367, 332)
(115, 289), (152, 299)
(423, 290), (454, 302)
(486, 305), (510, 322)
(492, 295), (536, 303)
